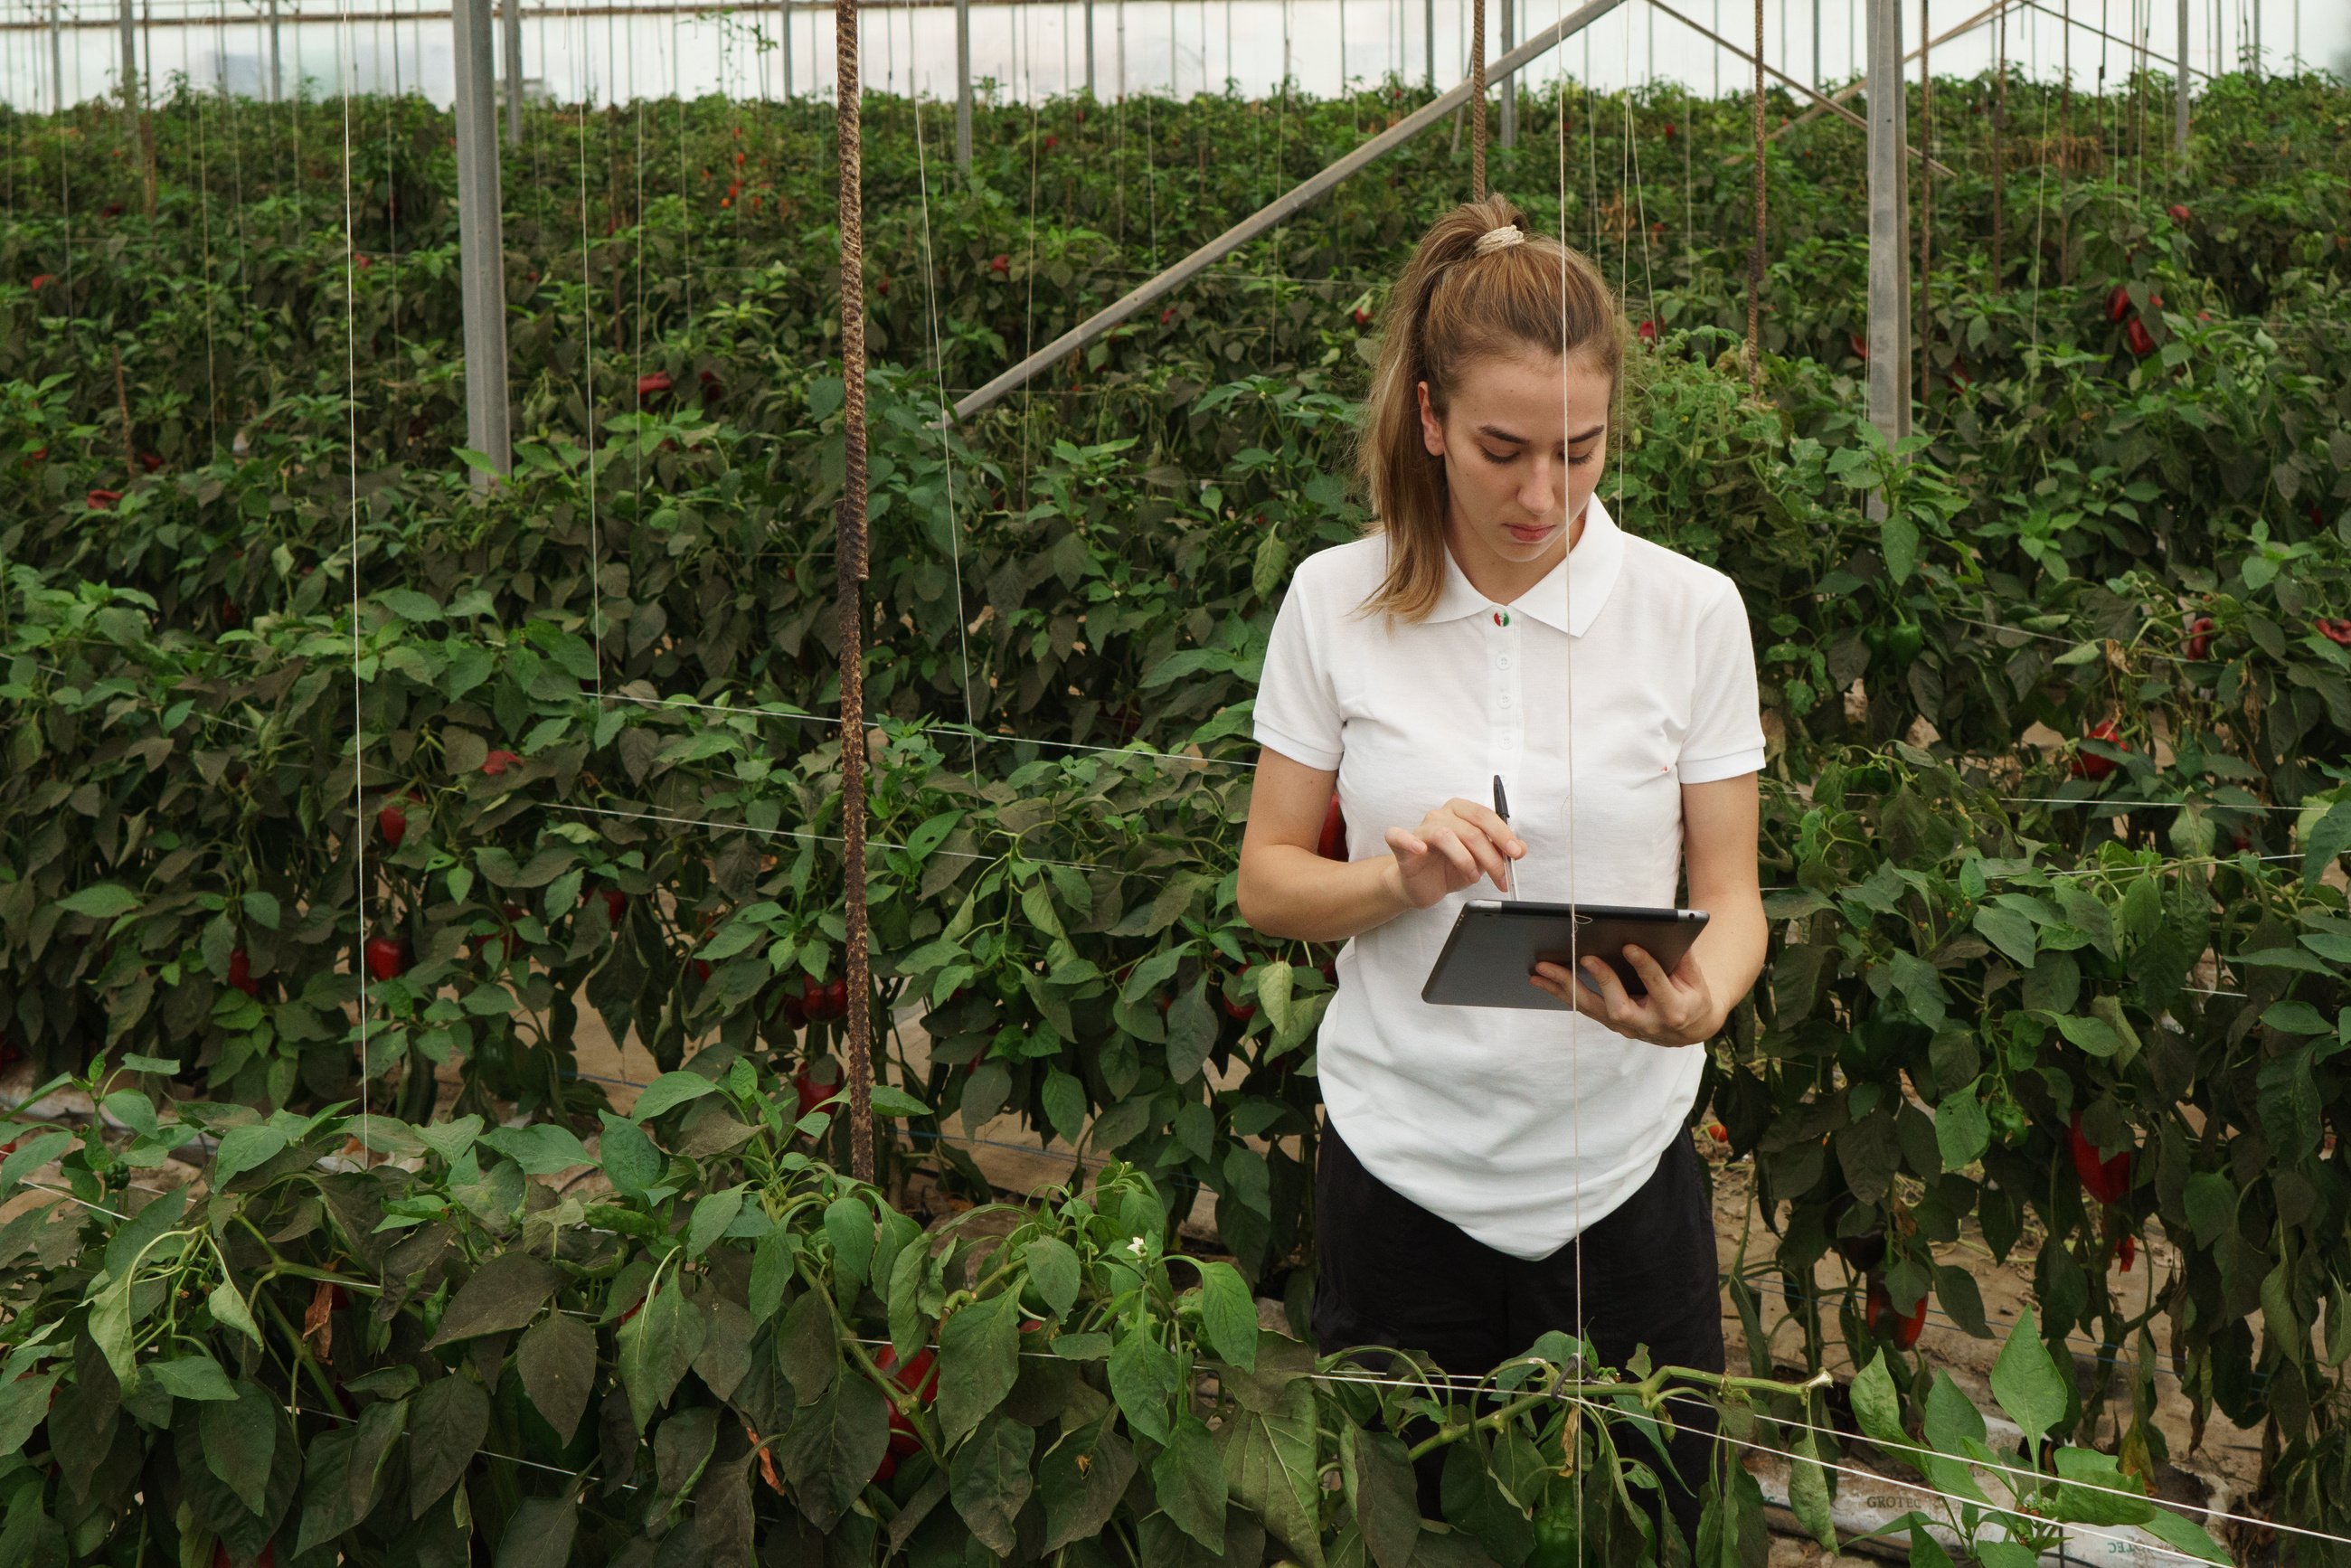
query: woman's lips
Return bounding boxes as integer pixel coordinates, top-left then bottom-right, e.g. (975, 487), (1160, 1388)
(1506, 522), (1556, 543)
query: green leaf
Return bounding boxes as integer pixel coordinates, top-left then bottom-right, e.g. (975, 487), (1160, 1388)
(618, 1276), (707, 1431)
(201, 1382), (278, 1517)
(1040, 1068), (1088, 1146)
(1972, 906), (2038, 968)
(1195, 1260), (1260, 1372)
(686, 1185), (748, 1257)
(596, 1110), (663, 1198)
(516, 1313), (597, 1447)
(374, 588), (447, 623)
(1787, 1423), (1837, 1551)
(147, 1355), (240, 1402)
(778, 1369), (888, 1533)
(867, 1085), (931, 1117)
(2138, 1505), (2233, 1564)
(295, 1398), (407, 1556)
(1339, 1423), (1421, 1568)
(1933, 1083), (1991, 1170)
(1848, 1352), (1908, 1450)
(1040, 1416), (1136, 1553)
(1107, 1320), (1180, 1445)
(209, 1124), (291, 1188)
(629, 1071), (721, 1121)
(936, 1289), (1022, 1444)
(1988, 1310), (2068, 1450)
(949, 1412), (1039, 1556)
(1153, 1412), (1230, 1550)
(407, 1375), (489, 1516)
(479, 1122), (592, 1176)
(1881, 507), (1920, 585)
(425, 1252), (562, 1347)
(0, 1129), (75, 1193)
(240, 890), (282, 930)
(58, 883), (139, 919)
(1220, 1376), (1326, 1568)
(492, 1497), (580, 1568)
(1023, 1237), (1081, 1318)
(822, 1196), (875, 1290)
(0, 1368), (62, 1459)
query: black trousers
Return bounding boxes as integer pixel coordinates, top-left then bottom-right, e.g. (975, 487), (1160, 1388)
(1311, 1121), (1726, 1549)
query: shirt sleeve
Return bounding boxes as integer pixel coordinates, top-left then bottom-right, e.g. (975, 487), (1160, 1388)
(1677, 578), (1768, 784)
(1251, 568), (1344, 771)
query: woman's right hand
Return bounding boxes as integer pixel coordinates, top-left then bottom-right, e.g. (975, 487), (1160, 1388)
(1383, 798), (1524, 911)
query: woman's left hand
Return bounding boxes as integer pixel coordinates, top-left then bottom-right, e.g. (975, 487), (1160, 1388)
(1529, 944), (1719, 1047)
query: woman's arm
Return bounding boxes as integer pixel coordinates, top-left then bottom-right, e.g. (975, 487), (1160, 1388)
(1528, 770), (1766, 1044)
(1676, 772), (1768, 1039)
(1235, 748), (1417, 943)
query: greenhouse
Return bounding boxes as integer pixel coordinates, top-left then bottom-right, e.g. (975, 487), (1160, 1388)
(2, 0), (2348, 1562)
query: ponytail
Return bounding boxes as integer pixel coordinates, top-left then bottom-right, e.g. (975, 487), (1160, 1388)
(1349, 195), (1624, 628)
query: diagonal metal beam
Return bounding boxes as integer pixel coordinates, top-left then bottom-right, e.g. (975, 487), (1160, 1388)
(1760, 0), (2009, 144)
(948, 0), (1633, 424)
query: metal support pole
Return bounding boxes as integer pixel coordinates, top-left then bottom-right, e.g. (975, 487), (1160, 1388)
(50, 1), (63, 111)
(502, 0), (522, 142)
(1811, 0), (1820, 85)
(451, 0), (512, 487)
(2173, 0), (2187, 150)
(1865, 0), (1911, 450)
(1498, 0), (1514, 146)
(118, 0), (137, 114)
(269, 0), (282, 101)
(1118, 0), (1127, 97)
(1086, 0), (1095, 95)
(955, 0), (971, 165)
(1426, 0), (1436, 87)
(782, 1), (793, 97)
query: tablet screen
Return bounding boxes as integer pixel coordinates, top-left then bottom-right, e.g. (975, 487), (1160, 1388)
(1421, 901), (1709, 1011)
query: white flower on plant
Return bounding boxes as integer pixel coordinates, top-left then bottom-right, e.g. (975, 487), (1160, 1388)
(1126, 1236), (1149, 1260)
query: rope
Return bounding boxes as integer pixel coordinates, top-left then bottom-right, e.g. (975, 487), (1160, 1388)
(1744, 0), (1763, 389)
(1992, 0), (2006, 290)
(834, 0), (874, 1183)
(1468, 0), (1484, 195)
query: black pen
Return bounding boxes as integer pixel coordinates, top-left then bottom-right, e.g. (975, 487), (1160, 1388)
(1491, 774), (1515, 900)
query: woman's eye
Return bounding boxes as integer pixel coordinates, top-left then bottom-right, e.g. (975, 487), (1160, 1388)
(1569, 449), (1597, 467)
(1481, 448), (1515, 464)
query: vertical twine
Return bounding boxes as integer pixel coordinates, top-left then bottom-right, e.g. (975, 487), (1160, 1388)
(1991, 0), (2006, 292)
(1470, 0), (1487, 196)
(1744, 0), (1763, 389)
(2058, 0), (2071, 282)
(835, 0), (875, 1185)
(1918, 0), (1931, 407)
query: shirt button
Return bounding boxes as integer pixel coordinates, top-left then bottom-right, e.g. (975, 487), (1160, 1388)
(1498, 694), (1515, 709)
(1496, 654), (1513, 670)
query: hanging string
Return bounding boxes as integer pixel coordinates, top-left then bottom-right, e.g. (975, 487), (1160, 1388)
(1743, 0), (1762, 388)
(1991, 0), (2006, 291)
(833, 0), (874, 1183)
(1468, 0), (1486, 195)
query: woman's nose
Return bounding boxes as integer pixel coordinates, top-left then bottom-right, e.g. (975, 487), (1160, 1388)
(1520, 459), (1562, 515)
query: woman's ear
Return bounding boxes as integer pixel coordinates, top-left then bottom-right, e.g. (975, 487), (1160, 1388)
(1415, 380), (1445, 458)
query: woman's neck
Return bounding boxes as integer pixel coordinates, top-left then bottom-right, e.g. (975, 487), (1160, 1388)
(1446, 501), (1588, 607)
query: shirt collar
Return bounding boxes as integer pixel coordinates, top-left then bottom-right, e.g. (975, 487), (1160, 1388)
(1428, 495), (1625, 638)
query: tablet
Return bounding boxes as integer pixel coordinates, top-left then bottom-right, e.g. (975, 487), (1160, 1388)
(1420, 900), (1710, 1011)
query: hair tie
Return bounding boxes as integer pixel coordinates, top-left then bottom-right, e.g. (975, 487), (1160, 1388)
(1473, 223), (1526, 256)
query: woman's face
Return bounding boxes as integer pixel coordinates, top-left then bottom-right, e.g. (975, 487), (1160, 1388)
(1417, 348), (1612, 571)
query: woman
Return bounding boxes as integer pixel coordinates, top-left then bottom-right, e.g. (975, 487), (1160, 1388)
(1234, 195), (1770, 1544)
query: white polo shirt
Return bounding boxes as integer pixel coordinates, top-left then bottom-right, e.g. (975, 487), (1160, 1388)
(1251, 495), (1766, 1260)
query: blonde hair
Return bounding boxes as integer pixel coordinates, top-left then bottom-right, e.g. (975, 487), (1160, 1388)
(1351, 194), (1626, 626)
